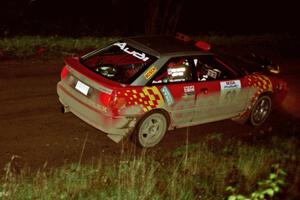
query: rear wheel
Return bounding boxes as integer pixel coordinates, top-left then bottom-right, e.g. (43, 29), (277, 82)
(250, 95), (272, 126)
(133, 112), (168, 148)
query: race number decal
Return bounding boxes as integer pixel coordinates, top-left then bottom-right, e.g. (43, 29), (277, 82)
(220, 80), (241, 104)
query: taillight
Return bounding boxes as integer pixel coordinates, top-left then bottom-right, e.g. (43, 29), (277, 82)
(110, 95), (127, 115)
(98, 92), (112, 107)
(61, 66), (69, 80)
(98, 91), (127, 113)
(112, 97), (126, 110)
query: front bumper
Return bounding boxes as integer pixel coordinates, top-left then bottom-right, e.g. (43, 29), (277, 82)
(57, 81), (136, 143)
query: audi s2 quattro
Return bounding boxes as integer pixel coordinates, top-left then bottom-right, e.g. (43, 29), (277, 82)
(57, 35), (287, 147)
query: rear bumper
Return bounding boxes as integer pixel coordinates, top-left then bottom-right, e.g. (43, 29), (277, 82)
(57, 81), (136, 143)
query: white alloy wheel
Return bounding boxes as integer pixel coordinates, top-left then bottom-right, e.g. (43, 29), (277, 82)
(135, 112), (167, 148)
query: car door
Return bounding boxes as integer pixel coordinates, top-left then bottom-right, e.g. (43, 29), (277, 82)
(192, 55), (248, 124)
(150, 56), (196, 127)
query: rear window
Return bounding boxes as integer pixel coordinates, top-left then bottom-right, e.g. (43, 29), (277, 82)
(80, 42), (157, 84)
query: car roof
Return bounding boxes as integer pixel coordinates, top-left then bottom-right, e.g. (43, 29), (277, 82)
(124, 36), (212, 57)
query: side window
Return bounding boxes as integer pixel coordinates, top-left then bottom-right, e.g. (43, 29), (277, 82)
(194, 56), (237, 81)
(152, 57), (193, 84)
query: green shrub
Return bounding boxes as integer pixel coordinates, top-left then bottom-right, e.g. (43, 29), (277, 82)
(0, 135), (299, 199)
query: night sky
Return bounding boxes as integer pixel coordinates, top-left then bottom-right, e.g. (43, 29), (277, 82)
(0, 0), (299, 36)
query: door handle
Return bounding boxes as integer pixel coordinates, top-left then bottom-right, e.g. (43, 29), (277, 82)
(200, 88), (208, 94)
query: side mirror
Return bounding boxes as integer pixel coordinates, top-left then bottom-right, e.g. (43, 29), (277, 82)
(249, 52), (272, 65)
(265, 64), (280, 74)
(249, 52), (280, 74)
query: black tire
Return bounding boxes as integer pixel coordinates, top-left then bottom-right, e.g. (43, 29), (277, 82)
(132, 111), (168, 148)
(250, 95), (272, 126)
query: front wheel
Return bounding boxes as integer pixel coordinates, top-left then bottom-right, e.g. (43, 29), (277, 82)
(250, 95), (272, 126)
(133, 112), (168, 148)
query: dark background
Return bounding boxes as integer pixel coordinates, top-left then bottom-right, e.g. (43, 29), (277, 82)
(0, 0), (299, 36)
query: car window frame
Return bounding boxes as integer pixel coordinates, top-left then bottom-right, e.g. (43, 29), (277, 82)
(80, 42), (158, 85)
(192, 55), (243, 82)
(148, 56), (197, 86)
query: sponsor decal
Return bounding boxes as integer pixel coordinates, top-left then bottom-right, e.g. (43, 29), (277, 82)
(207, 69), (219, 79)
(220, 80), (241, 104)
(220, 80), (241, 90)
(184, 85), (195, 95)
(113, 42), (149, 61)
(183, 85), (195, 93)
(160, 86), (174, 106)
(168, 67), (186, 77)
(144, 66), (157, 79)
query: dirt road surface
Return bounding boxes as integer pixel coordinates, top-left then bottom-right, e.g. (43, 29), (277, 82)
(0, 56), (299, 172)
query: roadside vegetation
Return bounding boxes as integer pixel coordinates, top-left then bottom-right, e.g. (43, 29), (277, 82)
(0, 34), (299, 58)
(0, 36), (118, 58)
(1, 132), (299, 200)
(0, 34), (299, 199)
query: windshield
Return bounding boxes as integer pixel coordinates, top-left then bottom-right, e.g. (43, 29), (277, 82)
(80, 42), (157, 84)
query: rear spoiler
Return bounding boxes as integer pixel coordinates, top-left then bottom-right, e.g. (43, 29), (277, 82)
(248, 52), (280, 74)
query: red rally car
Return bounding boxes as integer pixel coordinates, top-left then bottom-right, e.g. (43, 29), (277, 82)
(57, 35), (287, 147)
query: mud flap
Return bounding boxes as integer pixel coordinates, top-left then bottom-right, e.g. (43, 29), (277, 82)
(107, 134), (125, 143)
(107, 117), (137, 143)
(231, 114), (249, 124)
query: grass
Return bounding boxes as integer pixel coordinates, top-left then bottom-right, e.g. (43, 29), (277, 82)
(0, 34), (299, 199)
(1, 133), (299, 200)
(0, 34), (299, 58)
(196, 34), (294, 47)
(0, 36), (118, 58)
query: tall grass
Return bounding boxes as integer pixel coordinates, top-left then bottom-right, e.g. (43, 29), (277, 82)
(0, 34), (298, 58)
(1, 134), (299, 200)
(0, 36), (118, 57)
(197, 33), (299, 49)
